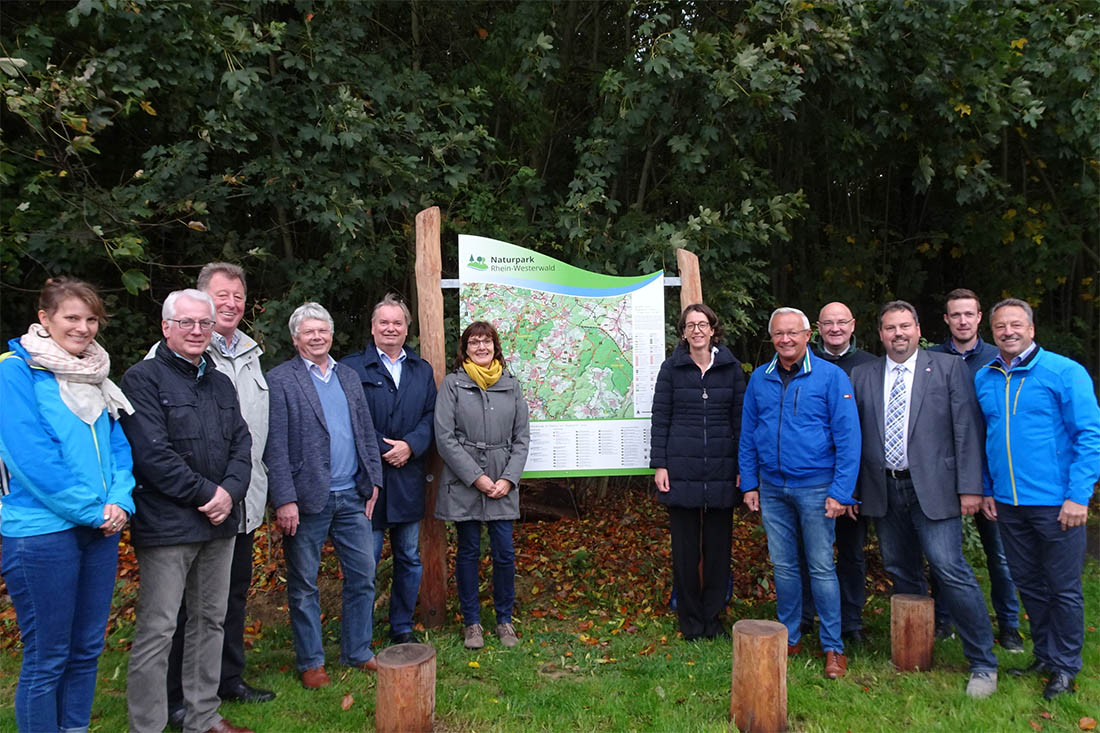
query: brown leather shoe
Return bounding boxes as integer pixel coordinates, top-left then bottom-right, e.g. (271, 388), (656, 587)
(301, 666), (331, 688)
(203, 718), (254, 733)
(787, 641), (802, 656)
(358, 657), (380, 672)
(824, 651), (847, 679)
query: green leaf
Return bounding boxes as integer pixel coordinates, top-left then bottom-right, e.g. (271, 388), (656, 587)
(120, 269), (150, 294)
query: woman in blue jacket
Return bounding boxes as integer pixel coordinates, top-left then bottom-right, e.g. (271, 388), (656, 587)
(650, 304), (746, 640)
(0, 277), (136, 732)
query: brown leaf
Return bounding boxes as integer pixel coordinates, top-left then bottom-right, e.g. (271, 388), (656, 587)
(341, 693), (354, 711)
(1029, 721), (1042, 731)
(1080, 718), (1097, 730)
(186, 220), (207, 232)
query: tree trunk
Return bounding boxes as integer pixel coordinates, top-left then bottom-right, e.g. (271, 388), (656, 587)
(375, 643), (436, 732)
(730, 619), (787, 733)
(891, 593), (934, 671)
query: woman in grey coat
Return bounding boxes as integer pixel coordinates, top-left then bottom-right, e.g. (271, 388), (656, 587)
(435, 321), (530, 649)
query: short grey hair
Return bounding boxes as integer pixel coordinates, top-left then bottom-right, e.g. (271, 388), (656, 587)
(767, 307), (810, 333)
(289, 302), (334, 339)
(878, 300), (920, 328)
(371, 293), (412, 326)
(163, 289), (216, 321)
(197, 262), (247, 294)
(990, 297), (1034, 325)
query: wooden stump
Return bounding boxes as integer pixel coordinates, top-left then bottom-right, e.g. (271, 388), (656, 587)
(891, 594), (934, 671)
(730, 619), (787, 733)
(375, 643), (436, 733)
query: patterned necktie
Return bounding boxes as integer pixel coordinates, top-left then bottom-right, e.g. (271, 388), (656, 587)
(884, 364), (907, 467)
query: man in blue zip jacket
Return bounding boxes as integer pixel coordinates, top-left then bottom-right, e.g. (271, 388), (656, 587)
(975, 298), (1100, 701)
(340, 294), (437, 644)
(739, 307), (861, 680)
(928, 288), (1023, 652)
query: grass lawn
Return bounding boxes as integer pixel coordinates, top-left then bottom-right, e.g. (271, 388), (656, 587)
(1, 489), (1097, 731)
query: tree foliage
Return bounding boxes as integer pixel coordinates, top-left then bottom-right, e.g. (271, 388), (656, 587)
(2, 0), (1096, 374)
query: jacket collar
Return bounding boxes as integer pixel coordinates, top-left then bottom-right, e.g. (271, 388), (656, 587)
(670, 342), (735, 368)
(153, 338), (213, 380)
(812, 335), (863, 360)
(361, 340), (423, 368)
(763, 349), (813, 376)
(985, 344), (1043, 373)
(938, 334), (990, 359)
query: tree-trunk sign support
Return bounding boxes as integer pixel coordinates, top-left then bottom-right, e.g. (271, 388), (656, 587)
(891, 593), (934, 671)
(730, 619), (787, 733)
(414, 206), (447, 628)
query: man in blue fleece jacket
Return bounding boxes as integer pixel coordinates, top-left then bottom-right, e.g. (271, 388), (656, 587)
(974, 298), (1100, 701)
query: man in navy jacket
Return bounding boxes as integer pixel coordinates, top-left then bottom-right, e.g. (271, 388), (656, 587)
(121, 290), (253, 733)
(341, 294), (437, 644)
(928, 288), (1022, 652)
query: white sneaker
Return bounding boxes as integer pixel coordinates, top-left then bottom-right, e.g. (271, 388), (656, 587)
(966, 671), (997, 699)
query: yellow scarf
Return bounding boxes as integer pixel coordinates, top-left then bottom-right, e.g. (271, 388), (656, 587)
(463, 358), (502, 390)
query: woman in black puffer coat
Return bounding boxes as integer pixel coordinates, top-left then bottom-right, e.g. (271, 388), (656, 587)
(650, 303), (746, 640)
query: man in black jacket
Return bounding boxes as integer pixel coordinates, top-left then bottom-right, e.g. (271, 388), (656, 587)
(800, 301), (877, 645)
(121, 289), (254, 733)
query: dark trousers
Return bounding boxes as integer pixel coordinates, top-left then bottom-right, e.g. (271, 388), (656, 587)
(668, 506), (732, 639)
(167, 530), (253, 708)
(996, 502), (1086, 676)
(800, 513), (867, 633)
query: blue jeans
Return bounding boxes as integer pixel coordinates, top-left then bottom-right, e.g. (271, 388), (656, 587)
(934, 511), (1020, 631)
(759, 482), (843, 652)
(800, 512), (867, 633)
(284, 490), (376, 670)
(1, 528), (119, 733)
(454, 520), (514, 626)
(875, 475), (997, 672)
(373, 521), (422, 637)
(996, 502), (1086, 676)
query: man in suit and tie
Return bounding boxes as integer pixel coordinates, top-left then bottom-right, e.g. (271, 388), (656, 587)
(849, 300), (998, 699)
(264, 302), (384, 689)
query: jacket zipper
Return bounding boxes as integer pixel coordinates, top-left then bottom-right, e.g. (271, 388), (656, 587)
(776, 380), (787, 469)
(701, 371), (708, 508)
(997, 366), (1019, 506)
(90, 424), (109, 496)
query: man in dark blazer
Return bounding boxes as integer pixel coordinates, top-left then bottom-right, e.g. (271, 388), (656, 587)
(849, 300), (998, 699)
(264, 303), (384, 690)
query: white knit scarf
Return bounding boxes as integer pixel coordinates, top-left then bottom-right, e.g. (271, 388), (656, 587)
(19, 323), (134, 424)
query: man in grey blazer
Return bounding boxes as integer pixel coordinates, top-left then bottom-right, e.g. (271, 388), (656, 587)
(849, 300), (998, 699)
(264, 303), (384, 689)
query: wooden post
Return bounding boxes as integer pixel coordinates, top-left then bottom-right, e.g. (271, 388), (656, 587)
(675, 248), (702, 311)
(414, 206), (447, 628)
(730, 619), (787, 733)
(890, 593), (934, 671)
(375, 643), (436, 733)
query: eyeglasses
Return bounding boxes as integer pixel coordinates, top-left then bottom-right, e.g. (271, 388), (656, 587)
(167, 318), (216, 332)
(771, 329), (809, 339)
(298, 328), (332, 338)
(817, 318), (853, 329)
(468, 337), (494, 347)
(683, 322), (711, 332)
